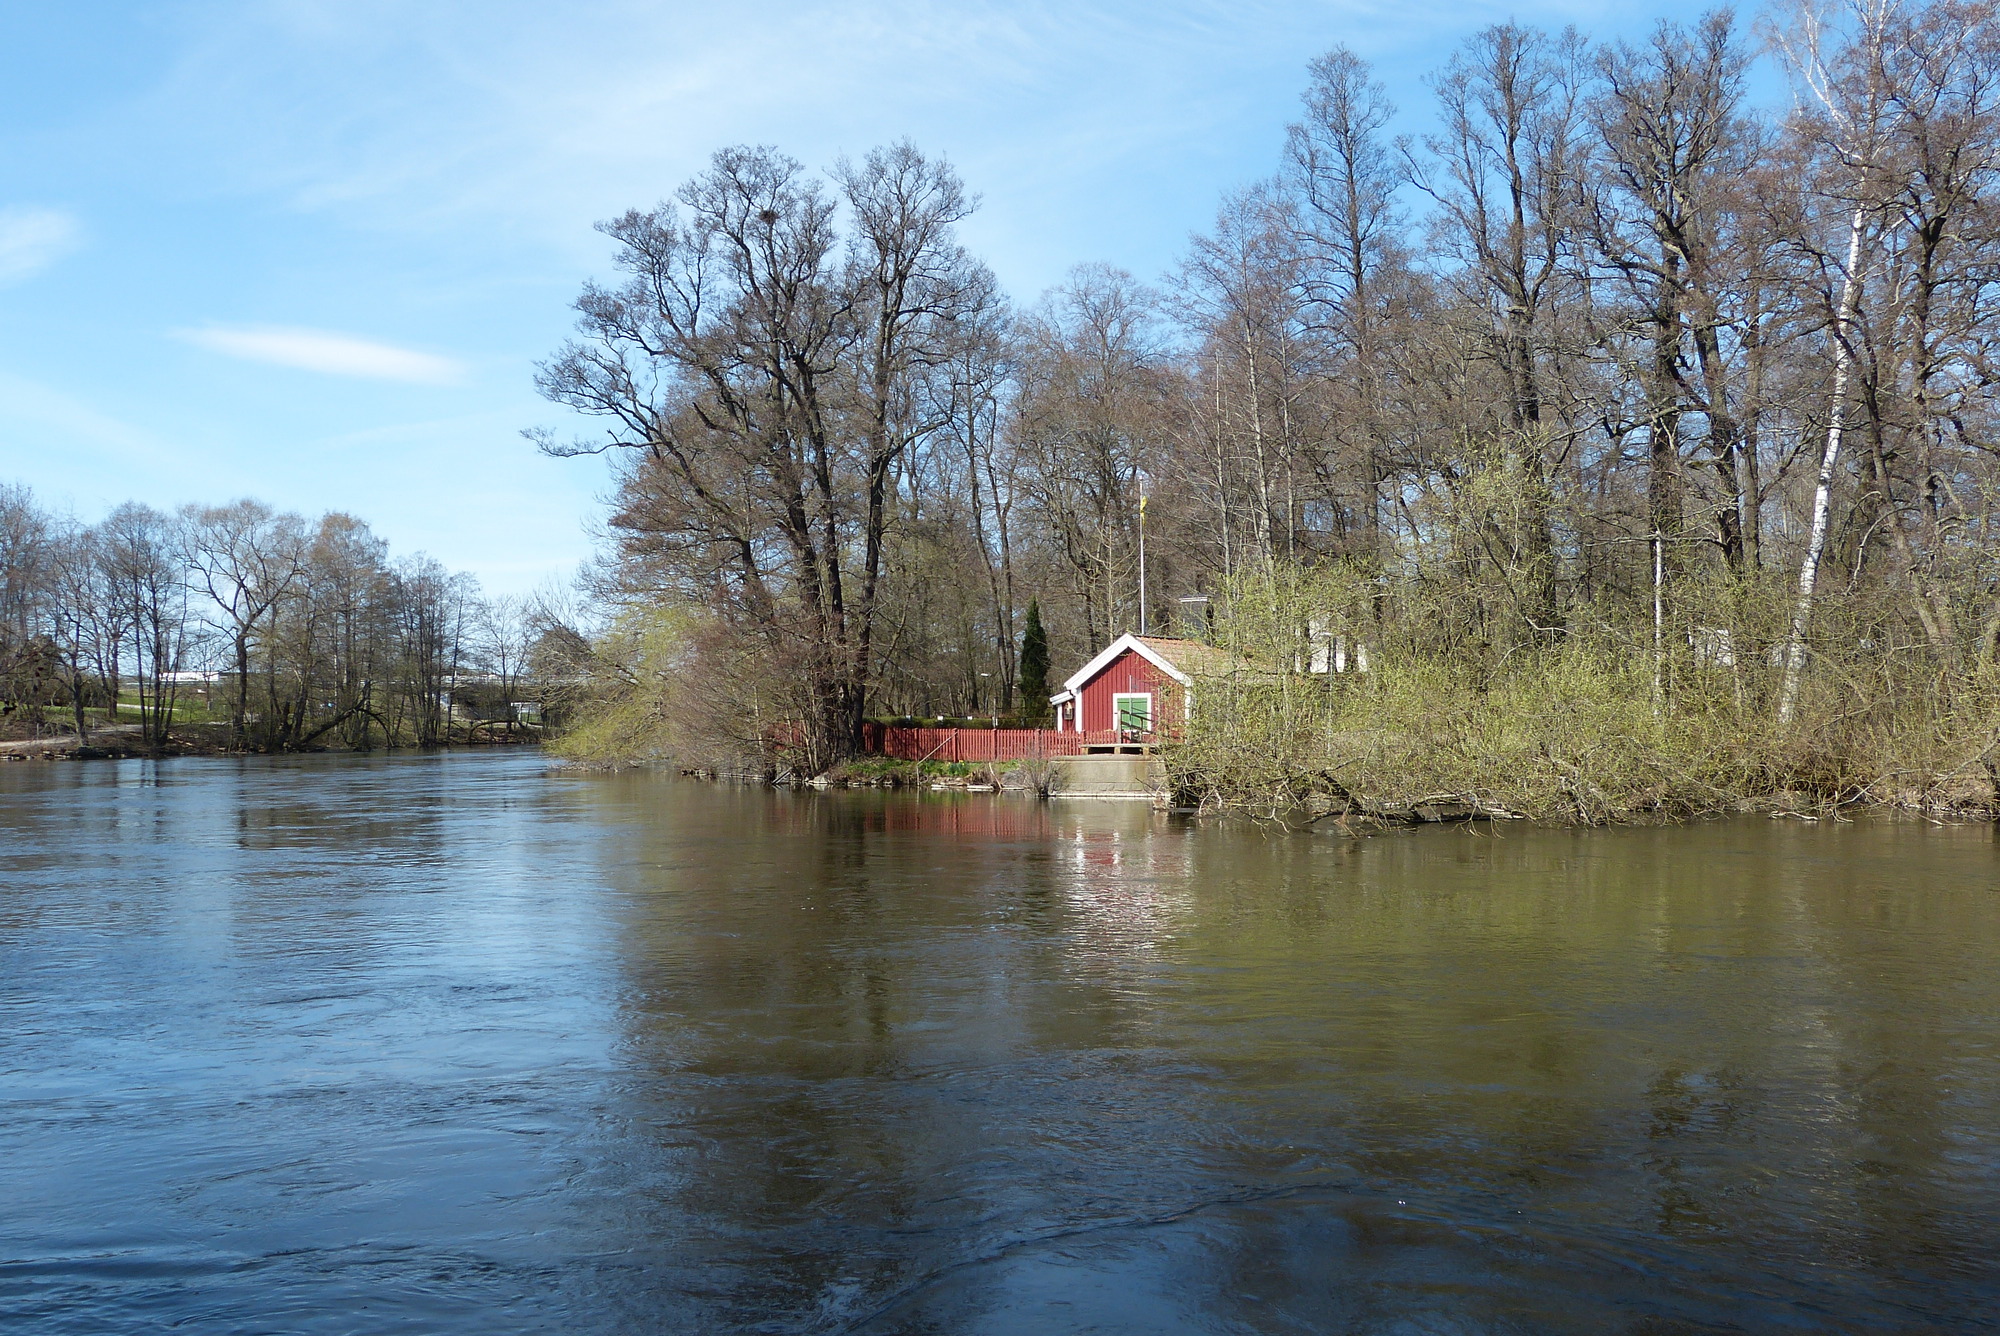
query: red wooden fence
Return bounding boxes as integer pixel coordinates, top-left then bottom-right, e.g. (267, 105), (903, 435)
(859, 725), (1122, 762)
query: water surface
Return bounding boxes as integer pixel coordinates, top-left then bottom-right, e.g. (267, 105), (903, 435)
(2, 752), (1996, 1332)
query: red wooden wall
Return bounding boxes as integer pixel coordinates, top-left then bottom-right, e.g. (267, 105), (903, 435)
(1076, 648), (1182, 733)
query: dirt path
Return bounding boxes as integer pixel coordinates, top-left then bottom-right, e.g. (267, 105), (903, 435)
(0, 723), (145, 759)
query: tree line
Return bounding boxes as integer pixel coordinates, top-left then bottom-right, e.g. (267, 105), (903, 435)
(0, 483), (563, 751)
(487, 1), (2000, 796)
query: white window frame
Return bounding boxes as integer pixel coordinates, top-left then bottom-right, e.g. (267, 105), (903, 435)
(1111, 692), (1154, 734)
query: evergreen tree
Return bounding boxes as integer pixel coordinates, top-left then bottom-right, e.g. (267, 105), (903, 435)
(1018, 600), (1051, 725)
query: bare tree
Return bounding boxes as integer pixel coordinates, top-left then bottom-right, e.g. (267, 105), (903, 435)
(1412, 23), (1595, 634)
(535, 142), (994, 768)
(0, 483), (55, 728)
(43, 520), (114, 743)
(97, 503), (192, 749)
(182, 499), (309, 747)
(478, 594), (534, 735)
(1012, 265), (1172, 649)
(1286, 46), (1410, 561)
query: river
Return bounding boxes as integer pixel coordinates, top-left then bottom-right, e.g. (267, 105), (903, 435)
(2, 751), (1996, 1333)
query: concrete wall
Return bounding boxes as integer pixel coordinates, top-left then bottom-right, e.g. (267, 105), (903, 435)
(1050, 754), (1163, 799)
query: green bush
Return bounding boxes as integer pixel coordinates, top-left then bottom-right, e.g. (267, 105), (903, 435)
(1169, 564), (2000, 824)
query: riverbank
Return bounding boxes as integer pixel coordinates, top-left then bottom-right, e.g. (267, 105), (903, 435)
(603, 742), (2000, 829)
(0, 723), (159, 761)
(0, 723), (544, 761)
(609, 723), (2000, 826)
(558, 738), (2000, 828)
(1167, 736), (2000, 826)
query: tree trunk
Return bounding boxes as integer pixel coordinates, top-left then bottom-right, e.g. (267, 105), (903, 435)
(1778, 206), (1867, 725)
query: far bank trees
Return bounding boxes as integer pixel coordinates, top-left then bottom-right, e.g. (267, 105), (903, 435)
(0, 484), (554, 753)
(541, 1), (2000, 809)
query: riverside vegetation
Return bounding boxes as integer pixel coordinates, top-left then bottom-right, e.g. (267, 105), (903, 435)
(0, 487), (570, 754)
(538, 2), (2000, 823)
(1169, 566), (2000, 825)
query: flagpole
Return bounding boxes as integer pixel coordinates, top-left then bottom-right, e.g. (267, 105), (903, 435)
(1138, 494), (1148, 635)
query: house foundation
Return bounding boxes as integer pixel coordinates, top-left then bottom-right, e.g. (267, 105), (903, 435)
(1049, 753), (1163, 799)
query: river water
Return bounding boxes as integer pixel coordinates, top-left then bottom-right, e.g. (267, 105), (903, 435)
(2, 752), (1997, 1334)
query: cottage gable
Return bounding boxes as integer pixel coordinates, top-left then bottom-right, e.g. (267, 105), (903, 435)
(1050, 633), (1232, 734)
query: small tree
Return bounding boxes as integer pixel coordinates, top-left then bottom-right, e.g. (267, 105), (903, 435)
(1018, 599), (1051, 725)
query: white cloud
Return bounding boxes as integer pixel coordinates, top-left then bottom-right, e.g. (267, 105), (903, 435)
(0, 207), (81, 284)
(174, 324), (466, 385)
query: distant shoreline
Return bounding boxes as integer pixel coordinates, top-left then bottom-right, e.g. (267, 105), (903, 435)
(0, 727), (542, 762)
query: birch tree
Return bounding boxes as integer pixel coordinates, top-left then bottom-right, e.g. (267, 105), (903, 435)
(1774, 0), (1902, 723)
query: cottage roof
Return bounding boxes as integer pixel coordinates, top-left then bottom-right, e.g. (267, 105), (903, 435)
(1055, 632), (1260, 699)
(1133, 636), (1249, 680)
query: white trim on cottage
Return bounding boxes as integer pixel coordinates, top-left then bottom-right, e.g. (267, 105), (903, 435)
(1111, 691), (1153, 732)
(1056, 632), (1194, 698)
(1048, 688), (1077, 732)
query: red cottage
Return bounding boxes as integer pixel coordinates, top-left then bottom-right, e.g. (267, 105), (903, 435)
(1049, 633), (1235, 737)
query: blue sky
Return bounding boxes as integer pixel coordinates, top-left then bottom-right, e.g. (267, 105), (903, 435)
(0, 0), (1738, 596)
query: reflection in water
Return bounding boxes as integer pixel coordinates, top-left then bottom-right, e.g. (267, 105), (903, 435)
(1, 753), (1996, 1334)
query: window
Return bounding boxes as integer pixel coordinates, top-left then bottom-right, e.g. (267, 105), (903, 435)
(1112, 692), (1153, 734)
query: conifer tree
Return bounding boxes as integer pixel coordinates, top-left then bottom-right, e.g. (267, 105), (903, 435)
(1018, 600), (1051, 725)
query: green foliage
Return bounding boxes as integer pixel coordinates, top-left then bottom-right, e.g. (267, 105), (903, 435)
(544, 605), (687, 768)
(1170, 563), (2000, 823)
(548, 603), (831, 775)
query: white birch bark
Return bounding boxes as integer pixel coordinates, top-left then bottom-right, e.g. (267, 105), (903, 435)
(1773, 0), (1895, 726)
(1777, 206), (1867, 724)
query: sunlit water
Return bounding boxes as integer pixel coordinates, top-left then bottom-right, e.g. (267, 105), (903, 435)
(2, 751), (1997, 1333)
